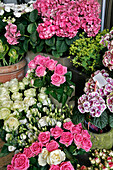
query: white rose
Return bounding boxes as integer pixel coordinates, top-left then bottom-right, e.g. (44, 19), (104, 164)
(38, 93), (48, 102)
(56, 121), (62, 127)
(24, 88), (36, 97)
(5, 134), (12, 141)
(8, 146), (16, 152)
(40, 87), (46, 93)
(0, 87), (9, 96)
(38, 116), (48, 128)
(0, 108), (11, 120)
(19, 82), (25, 90)
(47, 149), (65, 165)
(2, 101), (13, 109)
(3, 81), (10, 88)
(19, 118), (27, 124)
(9, 78), (18, 86)
(38, 148), (49, 166)
(13, 100), (24, 111)
(10, 84), (19, 93)
(4, 116), (19, 132)
(12, 110), (19, 116)
(12, 92), (23, 101)
(24, 97), (36, 107)
(22, 77), (30, 85)
(0, 95), (10, 101)
(20, 133), (26, 140)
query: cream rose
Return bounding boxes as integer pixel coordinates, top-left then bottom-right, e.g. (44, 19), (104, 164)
(0, 108), (11, 120)
(10, 84), (19, 93)
(24, 88), (36, 97)
(0, 94), (10, 101)
(2, 101), (13, 109)
(22, 77), (30, 85)
(12, 92), (23, 101)
(18, 82), (25, 90)
(38, 148), (49, 166)
(38, 93), (48, 103)
(0, 87), (9, 96)
(24, 97), (36, 107)
(4, 116), (19, 132)
(13, 100), (24, 111)
(47, 149), (66, 165)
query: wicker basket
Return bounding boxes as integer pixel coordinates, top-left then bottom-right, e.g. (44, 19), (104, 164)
(0, 139), (14, 169)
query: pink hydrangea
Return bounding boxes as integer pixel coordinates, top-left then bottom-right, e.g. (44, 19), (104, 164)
(4, 23), (21, 45)
(59, 132), (73, 147)
(78, 92), (106, 117)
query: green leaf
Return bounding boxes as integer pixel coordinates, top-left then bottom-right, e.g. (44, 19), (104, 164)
(23, 39), (29, 52)
(18, 23), (25, 35)
(72, 108), (85, 125)
(109, 114), (113, 127)
(65, 71), (72, 81)
(34, 79), (44, 88)
(33, 167), (37, 170)
(66, 86), (74, 97)
(30, 157), (37, 165)
(62, 93), (68, 106)
(36, 41), (44, 52)
(91, 110), (108, 129)
(30, 31), (37, 42)
(45, 37), (55, 46)
(57, 93), (62, 102)
(1, 145), (9, 154)
(56, 40), (68, 53)
(52, 50), (61, 58)
(49, 91), (57, 100)
(65, 35), (79, 45)
(27, 23), (37, 34)
(0, 152), (9, 157)
(29, 9), (38, 22)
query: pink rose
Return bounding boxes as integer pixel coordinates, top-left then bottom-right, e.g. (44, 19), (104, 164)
(38, 131), (50, 145)
(59, 132), (73, 147)
(70, 125), (82, 134)
(46, 140), (59, 152)
(74, 134), (83, 149)
(28, 60), (37, 69)
(49, 165), (60, 170)
(34, 55), (45, 65)
(60, 161), (74, 170)
(30, 141), (42, 155)
(63, 121), (74, 130)
(11, 153), (29, 170)
(7, 165), (14, 170)
(46, 59), (58, 71)
(35, 65), (46, 77)
(10, 24), (17, 33)
(51, 73), (66, 86)
(38, 56), (50, 67)
(55, 64), (67, 75)
(82, 130), (91, 139)
(81, 137), (92, 152)
(23, 147), (34, 158)
(50, 126), (63, 139)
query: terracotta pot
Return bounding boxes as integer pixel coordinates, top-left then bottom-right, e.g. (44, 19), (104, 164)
(0, 59), (26, 83)
(89, 128), (113, 149)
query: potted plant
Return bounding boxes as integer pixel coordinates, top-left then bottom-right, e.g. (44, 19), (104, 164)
(72, 69), (113, 149)
(0, 2), (43, 83)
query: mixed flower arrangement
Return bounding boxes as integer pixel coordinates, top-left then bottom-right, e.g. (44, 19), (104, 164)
(77, 149), (113, 170)
(74, 69), (113, 131)
(26, 54), (74, 106)
(7, 121), (92, 170)
(100, 27), (113, 71)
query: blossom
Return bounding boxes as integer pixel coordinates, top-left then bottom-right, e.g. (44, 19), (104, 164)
(60, 161), (74, 170)
(51, 73), (66, 86)
(38, 148), (49, 166)
(46, 140), (59, 152)
(49, 165), (60, 170)
(4, 116), (19, 132)
(30, 141), (42, 155)
(46, 59), (58, 71)
(7, 165), (14, 170)
(63, 121), (74, 130)
(38, 131), (50, 145)
(102, 51), (113, 71)
(107, 92), (113, 112)
(50, 126), (63, 139)
(55, 64), (67, 75)
(35, 65), (46, 77)
(23, 147), (34, 158)
(59, 132), (73, 147)
(28, 60), (37, 69)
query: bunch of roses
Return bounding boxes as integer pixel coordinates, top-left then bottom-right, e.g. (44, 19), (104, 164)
(7, 121), (92, 170)
(78, 92), (106, 117)
(27, 55), (67, 87)
(4, 23), (21, 45)
(33, 0), (101, 39)
(84, 69), (113, 98)
(100, 28), (113, 70)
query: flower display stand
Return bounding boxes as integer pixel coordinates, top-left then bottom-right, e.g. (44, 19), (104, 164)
(0, 59), (26, 83)
(89, 128), (113, 149)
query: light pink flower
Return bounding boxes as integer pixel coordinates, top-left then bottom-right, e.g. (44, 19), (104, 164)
(49, 165), (60, 170)
(74, 133), (83, 149)
(46, 59), (58, 71)
(60, 161), (74, 170)
(35, 65), (46, 77)
(46, 140), (59, 152)
(50, 126), (63, 139)
(23, 147), (34, 158)
(82, 130), (91, 139)
(51, 73), (66, 86)
(7, 165), (14, 170)
(28, 60), (37, 69)
(59, 132), (73, 147)
(30, 141), (42, 155)
(55, 64), (67, 75)
(38, 131), (50, 145)
(81, 137), (92, 152)
(34, 55), (45, 65)
(11, 153), (29, 170)
(70, 124), (82, 134)
(63, 121), (74, 130)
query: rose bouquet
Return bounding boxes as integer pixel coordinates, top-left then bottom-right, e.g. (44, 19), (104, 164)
(77, 149), (113, 170)
(26, 54), (74, 106)
(100, 27), (113, 71)
(72, 69), (113, 132)
(7, 121), (92, 170)
(0, 78), (74, 157)
(32, 0), (101, 58)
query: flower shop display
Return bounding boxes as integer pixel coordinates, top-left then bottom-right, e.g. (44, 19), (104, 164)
(32, 0), (101, 58)
(7, 121), (92, 170)
(72, 69), (113, 149)
(77, 149), (113, 170)
(100, 27), (113, 71)
(26, 54), (74, 106)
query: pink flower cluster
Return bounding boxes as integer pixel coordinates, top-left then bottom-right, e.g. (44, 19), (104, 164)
(78, 92), (106, 117)
(49, 161), (74, 170)
(100, 29), (113, 70)
(27, 55), (67, 86)
(4, 23), (21, 45)
(107, 92), (113, 113)
(33, 0), (101, 39)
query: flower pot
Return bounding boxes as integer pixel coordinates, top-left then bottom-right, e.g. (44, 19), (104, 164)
(89, 128), (113, 149)
(0, 59), (26, 83)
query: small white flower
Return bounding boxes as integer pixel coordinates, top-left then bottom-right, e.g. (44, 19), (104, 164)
(4, 6), (11, 12)
(20, 133), (26, 140)
(26, 111), (32, 118)
(8, 146), (16, 152)
(64, 118), (71, 123)
(56, 121), (62, 127)
(38, 116), (48, 128)
(0, 9), (4, 15)
(5, 134), (12, 141)
(13, 11), (22, 18)
(19, 118), (27, 124)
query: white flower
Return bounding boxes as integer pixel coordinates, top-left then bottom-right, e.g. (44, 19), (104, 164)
(4, 116), (19, 132)
(56, 121), (62, 127)
(12, 92), (23, 101)
(0, 9), (4, 15)
(22, 77), (30, 85)
(12, 110), (19, 116)
(26, 111), (32, 118)
(10, 84), (19, 93)
(3, 81), (10, 88)
(37, 103), (42, 108)
(0, 108), (11, 120)
(19, 118), (27, 124)
(20, 133), (26, 140)
(38, 93), (48, 103)
(38, 116), (48, 128)
(13, 11), (22, 18)
(64, 118), (71, 123)
(0, 87), (9, 96)
(48, 118), (56, 126)
(40, 87), (46, 93)
(24, 97), (36, 107)
(5, 134), (12, 141)
(2, 101), (13, 109)
(47, 149), (66, 165)
(19, 82), (25, 90)
(9, 78), (18, 86)
(13, 100), (24, 111)
(8, 146), (16, 152)
(4, 6), (11, 12)
(38, 148), (49, 166)
(24, 88), (36, 97)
